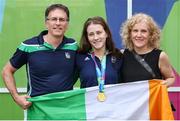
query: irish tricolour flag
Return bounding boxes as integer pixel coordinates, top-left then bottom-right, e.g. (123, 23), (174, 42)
(26, 80), (174, 120)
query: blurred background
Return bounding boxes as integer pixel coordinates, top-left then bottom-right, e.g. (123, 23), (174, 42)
(0, 0), (179, 119)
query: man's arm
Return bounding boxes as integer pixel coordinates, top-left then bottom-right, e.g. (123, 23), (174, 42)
(1, 61), (31, 109)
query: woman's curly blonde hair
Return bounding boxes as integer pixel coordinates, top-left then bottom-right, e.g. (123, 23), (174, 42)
(120, 13), (161, 51)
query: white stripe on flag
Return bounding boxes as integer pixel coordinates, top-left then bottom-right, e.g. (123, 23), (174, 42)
(85, 80), (149, 120)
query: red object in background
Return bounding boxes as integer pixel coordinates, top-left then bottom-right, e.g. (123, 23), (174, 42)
(169, 93), (180, 120)
(169, 69), (180, 120)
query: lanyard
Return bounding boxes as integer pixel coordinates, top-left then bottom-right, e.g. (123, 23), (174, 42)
(91, 52), (106, 92)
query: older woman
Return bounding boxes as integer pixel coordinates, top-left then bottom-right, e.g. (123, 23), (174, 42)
(120, 13), (175, 87)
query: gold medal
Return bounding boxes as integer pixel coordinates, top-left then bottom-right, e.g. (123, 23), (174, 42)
(97, 92), (106, 102)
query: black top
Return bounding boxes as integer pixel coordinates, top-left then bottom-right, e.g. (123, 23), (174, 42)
(121, 49), (162, 83)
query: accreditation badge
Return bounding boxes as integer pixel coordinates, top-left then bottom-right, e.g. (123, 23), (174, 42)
(97, 92), (106, 102)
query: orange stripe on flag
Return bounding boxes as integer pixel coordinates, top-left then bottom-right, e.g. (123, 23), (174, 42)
(149, 80), (174, 120)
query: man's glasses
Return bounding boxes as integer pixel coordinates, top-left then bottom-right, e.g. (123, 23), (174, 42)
(46, 17), (69, 23)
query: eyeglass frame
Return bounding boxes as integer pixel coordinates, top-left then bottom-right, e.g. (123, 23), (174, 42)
(46, 17), (69, 23)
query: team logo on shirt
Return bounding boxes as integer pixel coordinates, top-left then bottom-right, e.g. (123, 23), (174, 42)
(84, 57), (90, 61)
(65, 52), (71, 59)
(111, 56), (116, 63)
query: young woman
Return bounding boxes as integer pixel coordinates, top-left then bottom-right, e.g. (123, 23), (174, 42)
(76, 16), (123, 92)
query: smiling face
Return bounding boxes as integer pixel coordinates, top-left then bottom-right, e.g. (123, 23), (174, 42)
(45, 8), (68, 38)
(87, 23), (107, 52)
(131, 21), (150, 51)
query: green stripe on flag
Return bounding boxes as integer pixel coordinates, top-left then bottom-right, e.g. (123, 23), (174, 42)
(27, 89), (86, 120)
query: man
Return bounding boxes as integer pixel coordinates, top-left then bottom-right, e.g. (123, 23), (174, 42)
(1, 4), (78, 110)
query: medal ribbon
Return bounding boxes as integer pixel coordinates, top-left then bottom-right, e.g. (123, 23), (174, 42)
(91, 52), (106, 92)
